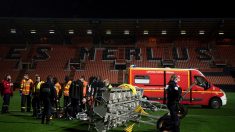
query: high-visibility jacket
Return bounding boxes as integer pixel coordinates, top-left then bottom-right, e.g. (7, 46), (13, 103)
(32, 81), (44, 95)
(82, 81), (88, 97)
(21, 79), (33, 95)
(55, 82), (62, 97)
(64, 80), (72, 96)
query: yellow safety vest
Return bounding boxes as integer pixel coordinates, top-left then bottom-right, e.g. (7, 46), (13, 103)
(33, 81), (44, 93)
(55, 82), (62, 96)
(64, 80), (72, 96)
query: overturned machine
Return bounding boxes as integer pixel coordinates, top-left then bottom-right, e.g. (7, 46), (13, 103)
(76, 84), (179, 132)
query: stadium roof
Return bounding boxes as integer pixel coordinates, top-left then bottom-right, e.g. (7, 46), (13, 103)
(0, 0), (234, 18)
(1, 0), (234, 39)
(0, 18), (234, 38)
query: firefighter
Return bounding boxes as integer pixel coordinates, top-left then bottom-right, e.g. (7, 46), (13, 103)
(69, 79), (83, 118)
(32, 74), (44, 117)
(63, 76), (72, 110)
(95, 76), (105, 106)
(53, 77), (62, 117)
(165, 74), (182, 132)
(1, 74), (13, 113)
(20, 73), (33, 112)
(86, 76), (104, 114)
(86, 76), (97, 116)
(79, 76), (88, 112)
(40, 75), (56, 124)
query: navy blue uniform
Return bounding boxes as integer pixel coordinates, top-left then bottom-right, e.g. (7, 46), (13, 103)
(166, 80), (182, 132)
(40, 80), (56, 124)
(69, 80), (83, 117)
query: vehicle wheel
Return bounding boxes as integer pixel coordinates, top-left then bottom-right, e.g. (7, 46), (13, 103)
(156, 113), (172, 132)
(177, 104), (188, 119)
(210, 98), (221, 109)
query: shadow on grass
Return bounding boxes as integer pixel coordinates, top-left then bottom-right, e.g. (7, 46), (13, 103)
(60, 122), (90, 132)
(63, 128), (90, 132)
(0, 111), (40, 124)
(0, 120), (39, 124)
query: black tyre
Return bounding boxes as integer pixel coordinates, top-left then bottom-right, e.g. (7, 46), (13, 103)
(209, 98), (221, 109)
(156, 113), (172, 132)
(177, 104), (188, 119)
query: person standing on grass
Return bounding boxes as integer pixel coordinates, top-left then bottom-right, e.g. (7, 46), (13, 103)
(165, 74), (182, 132)
(63, 76), (72, 109)
(20, 73), (33, 112)
(53, 77), (62, 117)
(40, 75), (56, 124)
(1, 74), (13, 113)
(69, 79), (83, 118)
(79, 76), (88, 112)
(31, 74), (44, 117)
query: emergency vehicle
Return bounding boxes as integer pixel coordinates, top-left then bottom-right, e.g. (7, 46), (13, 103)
(127, 67), (227, 109)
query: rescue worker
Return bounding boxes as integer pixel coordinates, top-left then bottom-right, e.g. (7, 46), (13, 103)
(40, 75), (56, 124)
(95, 76), (105, 106)
(86, 76), (97, 116)
(69, 79), (83, 118)
(165, 74), (182, 132)
(53, 77), (62, 117)
(31, 74), (44, 117)
(1, 74), (13, 113)
(63, 76), (72, 109)
(86, 76), (104, 114)
(20, 73), (33, 112)
(79, 76), (88, 112)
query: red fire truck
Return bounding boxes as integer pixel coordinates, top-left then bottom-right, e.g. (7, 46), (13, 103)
(127, 67), (227, 109)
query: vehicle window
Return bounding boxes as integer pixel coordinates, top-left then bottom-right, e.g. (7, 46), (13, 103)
(134, 75), (150, 84)
(194, 76), (210, 89)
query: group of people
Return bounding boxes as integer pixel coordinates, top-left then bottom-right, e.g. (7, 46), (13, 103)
(1, 73), (113, 125)
(1, 72), (181, 131)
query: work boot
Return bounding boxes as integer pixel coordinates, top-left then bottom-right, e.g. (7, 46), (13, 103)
(1, 107), (5, 114)
(27, 108), (31, 112)
(46, 117), (51, 125)
(32, 108), (36, 117)
(21, 108), (26, 112)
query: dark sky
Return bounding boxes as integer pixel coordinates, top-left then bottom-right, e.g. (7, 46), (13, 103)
(0, 0), (234, 18)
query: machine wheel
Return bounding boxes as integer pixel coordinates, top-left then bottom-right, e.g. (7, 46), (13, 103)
(156, 113), (172, 132)
(209, 98), (221, 109)
(177, 104), (188, 119)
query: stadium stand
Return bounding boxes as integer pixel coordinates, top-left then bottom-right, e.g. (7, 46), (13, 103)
(0, 19), (235, 91)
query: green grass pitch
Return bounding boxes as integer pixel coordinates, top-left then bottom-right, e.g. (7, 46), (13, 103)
(0, 91), (235, 132)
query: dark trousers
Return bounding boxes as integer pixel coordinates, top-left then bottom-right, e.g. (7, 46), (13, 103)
(32, 96), (40, 116)
(71, 98), (80, 117)
(64, 96), (71, 107)
(21, 95), (31, 112)
(41, 98), (51, 124)
(55, 98), (60, 110)
(1, 94), (11, 113)
(167, 103), (180, 132)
